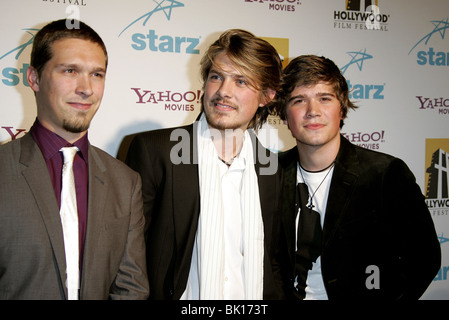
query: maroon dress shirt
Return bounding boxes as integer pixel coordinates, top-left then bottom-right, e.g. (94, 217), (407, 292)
(30, 119), (88, 270)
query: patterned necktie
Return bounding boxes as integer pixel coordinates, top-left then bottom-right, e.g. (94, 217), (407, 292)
(294, 182), (322, 299)
(59, 146), (80, 300)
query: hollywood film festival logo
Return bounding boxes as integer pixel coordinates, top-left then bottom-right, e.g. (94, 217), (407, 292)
(333, 0), (389, 31)
(425, 140), (449, 282)
(425, 140), (449, 217)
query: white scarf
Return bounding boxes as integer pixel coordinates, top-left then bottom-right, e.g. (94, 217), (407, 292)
(195, 114), (264, 299)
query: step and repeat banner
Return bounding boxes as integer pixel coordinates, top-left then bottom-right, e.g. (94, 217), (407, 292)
(1, 0), (448, 299)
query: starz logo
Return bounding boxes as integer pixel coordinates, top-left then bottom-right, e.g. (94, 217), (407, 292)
(409, 18), (449, 54)
(0, 28), (38, 62)
(339, 49), (384, 100)
(119, 0), (185, 37)
(409, 18), (449, 66)
(1, 28), (39, 87)
(119, 0), (200, 55)
(439, 233), (449, 245)
(339, 48), (373, 75)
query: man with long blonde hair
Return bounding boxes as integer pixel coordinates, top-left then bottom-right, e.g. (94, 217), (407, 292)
(126, 29), (286, 300)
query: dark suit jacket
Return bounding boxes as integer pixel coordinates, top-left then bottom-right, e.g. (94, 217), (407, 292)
(126, 123), (286, 299)
(279, 135), (441, 300)
(0, 133), (149, 300)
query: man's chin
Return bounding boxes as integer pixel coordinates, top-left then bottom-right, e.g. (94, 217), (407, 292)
(63, 118), (91, 134)
(204, 113), (242, 131)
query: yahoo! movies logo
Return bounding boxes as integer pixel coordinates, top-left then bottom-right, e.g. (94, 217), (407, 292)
(119, 0), (200, 54)
(244, 0), (302, 13)
(0, 28), (39, 87)
(416, 96), (449, 116)
(409, 18), (449, 66)
(131, 87), (201, 112)
(340, 49), (385, 100)
(342, 130), (386, 151)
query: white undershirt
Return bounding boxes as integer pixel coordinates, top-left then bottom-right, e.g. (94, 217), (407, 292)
(181, 151), (247, 300)
(219, 156), (246, 299)
(296, 162), (334, 300)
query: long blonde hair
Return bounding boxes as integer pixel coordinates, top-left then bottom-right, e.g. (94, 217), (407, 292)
(200, 29), (282, 130)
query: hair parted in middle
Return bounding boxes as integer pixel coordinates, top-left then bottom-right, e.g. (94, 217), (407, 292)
(200, 29), (283, 130)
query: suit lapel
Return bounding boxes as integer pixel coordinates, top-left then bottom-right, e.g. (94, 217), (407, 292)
(172, 123), (200, 234)
(322, 136), (359, 249)
(172, 124), (200, 292)
(252, 134), (272, 234)
(279, 148), (299, 261)
(248, 133), (281, 247)
(85, 144), (108, 242)
(255, 168), (272, 228)
(80, 145), (108, 295)
(19, 134), (67, 294)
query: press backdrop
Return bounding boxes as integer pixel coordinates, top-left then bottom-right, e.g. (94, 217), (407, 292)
(1, 0), (448, 299)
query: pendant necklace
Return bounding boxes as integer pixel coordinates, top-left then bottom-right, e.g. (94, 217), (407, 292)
(298, 160), (336, 211)
(218, 151), (240, 167)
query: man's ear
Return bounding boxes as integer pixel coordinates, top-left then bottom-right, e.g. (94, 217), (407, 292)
(259, 88), (276, 107)
(26, 66), (40, 93)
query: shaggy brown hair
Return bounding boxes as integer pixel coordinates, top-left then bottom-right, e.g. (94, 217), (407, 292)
(276, 55), (357, 128)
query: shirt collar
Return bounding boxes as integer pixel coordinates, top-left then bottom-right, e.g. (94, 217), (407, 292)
(29, 118), (89, 163)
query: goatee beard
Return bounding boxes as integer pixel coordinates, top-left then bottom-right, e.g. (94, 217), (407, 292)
(63, 116), (90, 133)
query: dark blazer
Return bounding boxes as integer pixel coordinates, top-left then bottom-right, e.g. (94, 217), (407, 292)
(0, 133), (149, 300)
(126, 123), (286, 300)
(280, 135), (441, 300)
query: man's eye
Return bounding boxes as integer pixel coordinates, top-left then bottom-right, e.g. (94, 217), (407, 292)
(321, 97), (334, 103)
(209, 74), (221, 81)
